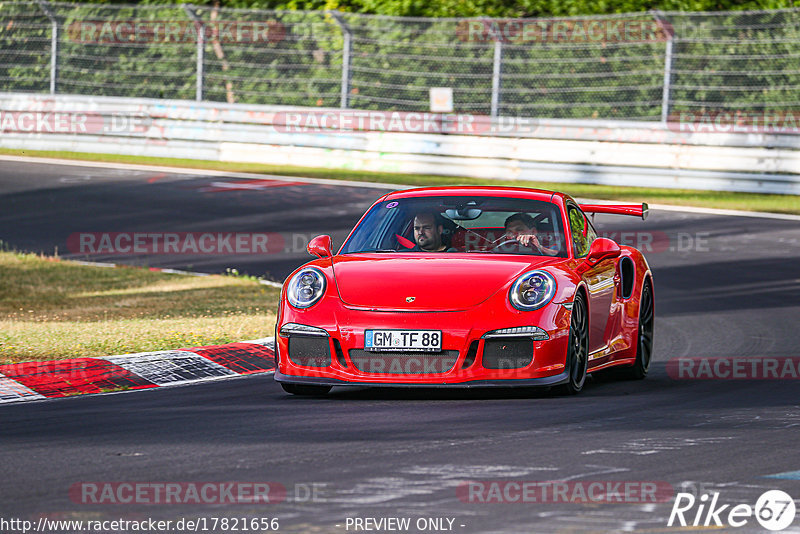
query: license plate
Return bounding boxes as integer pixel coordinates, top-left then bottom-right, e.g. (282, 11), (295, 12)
(364, 330), (442, 352)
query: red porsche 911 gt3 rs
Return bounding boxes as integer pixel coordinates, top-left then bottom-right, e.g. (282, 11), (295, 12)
(274, 186), (654, 395)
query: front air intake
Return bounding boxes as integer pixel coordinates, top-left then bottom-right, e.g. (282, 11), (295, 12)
(348, 350), (459, 375)
(482, 339), (534, 369)
(460, 341), (479, 370)
(332, 338), (347, 368)
(288, 336), (332, 367)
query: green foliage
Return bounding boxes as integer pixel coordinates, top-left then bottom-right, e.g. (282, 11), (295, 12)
(225, 267), (267, 282)
(1, 2), (799, 120)
(118, 0), (800, 17)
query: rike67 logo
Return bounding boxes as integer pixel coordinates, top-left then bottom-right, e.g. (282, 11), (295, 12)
(668, 490), (796, 531)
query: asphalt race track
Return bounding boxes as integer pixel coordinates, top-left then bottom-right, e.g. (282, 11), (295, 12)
(1, 160), (799, 533)
(0, 159), (390, 281)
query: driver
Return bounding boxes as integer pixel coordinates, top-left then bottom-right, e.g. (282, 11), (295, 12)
(411, 211), (455, 252)
(503, 213), (560, 256)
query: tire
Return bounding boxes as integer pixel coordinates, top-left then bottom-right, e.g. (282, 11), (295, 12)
(280, 383), (332, 396)
(618, 279), (654, 380)
(559, 291), (589, 395)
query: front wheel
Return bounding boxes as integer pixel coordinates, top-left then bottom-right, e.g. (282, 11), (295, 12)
(559, 292), (588, 395)
(281, 383), (332, 396)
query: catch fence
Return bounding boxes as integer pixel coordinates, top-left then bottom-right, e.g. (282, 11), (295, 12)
(2, 3), (800, 121)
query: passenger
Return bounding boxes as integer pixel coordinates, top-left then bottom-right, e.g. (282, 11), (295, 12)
(503, 213), (560, 256)
(411, 212), (455, 252)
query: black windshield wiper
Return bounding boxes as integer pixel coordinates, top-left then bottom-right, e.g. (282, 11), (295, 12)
(368, 249), (399, 253)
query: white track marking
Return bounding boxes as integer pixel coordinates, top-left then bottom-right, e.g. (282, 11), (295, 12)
(104, 350), (236, 385)
(646, 202), (800, 221)
(0, 155), (407, 191)
(3, 154), (798, 220)
(0, 373), (45, 403)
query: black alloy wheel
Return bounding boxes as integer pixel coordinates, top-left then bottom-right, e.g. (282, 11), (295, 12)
(620, 279), (654, 380)
(561, 291), (589, 395)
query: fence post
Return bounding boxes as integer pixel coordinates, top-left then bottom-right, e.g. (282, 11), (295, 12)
(491, 40), (503, 119)
(653, 10), (674, 124)
(183, 4), (205, 101)
(36, 0), (58, 95)
(484, 19), (503, 119)
(329, 11), (352, 109)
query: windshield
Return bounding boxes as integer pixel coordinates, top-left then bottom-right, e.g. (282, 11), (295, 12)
(340, 195), (567, 258)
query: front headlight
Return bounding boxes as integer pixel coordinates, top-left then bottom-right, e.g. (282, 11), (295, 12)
(509, 270), (556, 311)
(287, 267), (326, 308)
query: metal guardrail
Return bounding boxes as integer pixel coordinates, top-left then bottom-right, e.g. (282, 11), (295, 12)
(1, 93), (799, 195)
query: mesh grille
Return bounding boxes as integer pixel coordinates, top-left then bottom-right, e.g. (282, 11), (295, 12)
(288, 336), (331, 368)
(482, 339), (534, 369)
(349, 350), (459, 375)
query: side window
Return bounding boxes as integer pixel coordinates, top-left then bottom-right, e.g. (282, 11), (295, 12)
(567, 205), (597, 257)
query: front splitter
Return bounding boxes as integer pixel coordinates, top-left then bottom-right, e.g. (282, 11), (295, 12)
(273, 370), (569, 388)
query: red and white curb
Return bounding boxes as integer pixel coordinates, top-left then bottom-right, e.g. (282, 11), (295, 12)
(0, 338), (275, 404)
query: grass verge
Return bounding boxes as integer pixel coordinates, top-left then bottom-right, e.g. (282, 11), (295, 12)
(0, 250), (279, 363)
(1, 148), (798, 215)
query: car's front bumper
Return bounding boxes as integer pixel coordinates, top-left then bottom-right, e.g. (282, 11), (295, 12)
(275, 297), (572, 387)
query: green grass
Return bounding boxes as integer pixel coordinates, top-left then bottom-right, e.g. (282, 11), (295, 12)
(0, 250), (279, 363)
(2, 148), (798, 215)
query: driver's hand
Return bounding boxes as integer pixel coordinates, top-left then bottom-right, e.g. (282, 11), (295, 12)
(516, 233), (540, 248)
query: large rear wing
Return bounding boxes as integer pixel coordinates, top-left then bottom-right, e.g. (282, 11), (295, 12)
(579, 203), (649, 220)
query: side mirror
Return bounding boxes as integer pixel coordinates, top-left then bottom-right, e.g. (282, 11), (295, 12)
(307, 235), (332, 258)
(586, 237), (621, 264)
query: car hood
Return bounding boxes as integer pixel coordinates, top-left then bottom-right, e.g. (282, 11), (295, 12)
(332, 254), (561, 311)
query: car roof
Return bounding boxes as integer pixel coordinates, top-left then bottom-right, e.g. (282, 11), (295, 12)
(383, 186), (561, 203)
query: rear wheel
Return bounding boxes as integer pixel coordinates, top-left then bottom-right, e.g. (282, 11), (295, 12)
(560, 292), (588, 395)
(281, 383), (332, 396)
(618, 279), (654, 380)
